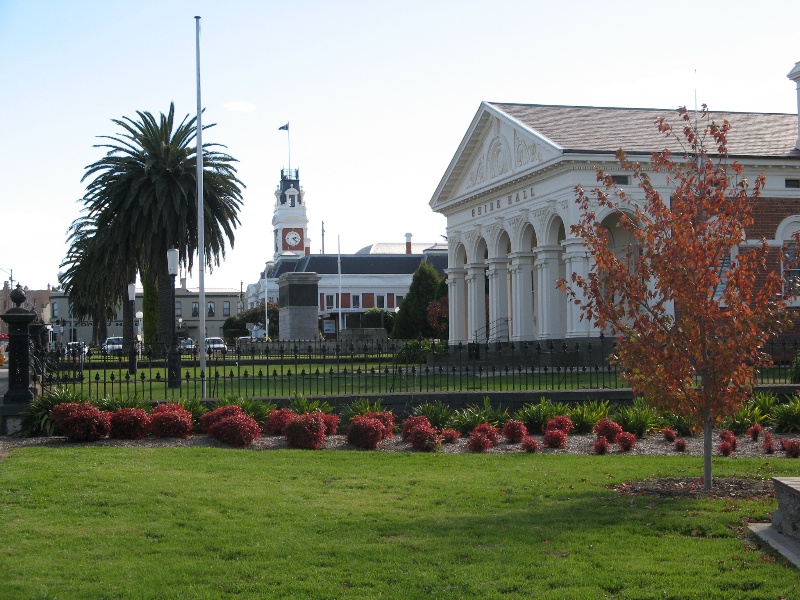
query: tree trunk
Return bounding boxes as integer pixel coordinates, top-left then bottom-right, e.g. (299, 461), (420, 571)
(703, 405), (713, 491)
(157, 270), (174, 355)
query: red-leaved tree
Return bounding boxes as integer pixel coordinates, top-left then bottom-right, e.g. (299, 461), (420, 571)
(560, 106), (792, 490)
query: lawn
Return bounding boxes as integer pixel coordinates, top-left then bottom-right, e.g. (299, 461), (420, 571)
(0, 449), (797, 599)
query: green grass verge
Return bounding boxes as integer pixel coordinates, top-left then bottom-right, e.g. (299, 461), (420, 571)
(0, 450), (797, 599)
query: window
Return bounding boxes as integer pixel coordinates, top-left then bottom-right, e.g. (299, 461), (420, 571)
(237, 302), (243, 314)
(351, 294), (361, 309)
(784, 242), (800, 297)
(325, 294), (335, 310)
(175, 300), (182, 317)
(395, 295), (403, 306)
(223, 301), (231, 317)
(376, 294), (386, 309)
(207, 302), (215, 317)
(611, 175), (630, 185)
(713, 251), (732, 301)
(192, 302), (199, 317)
(52, 302), (59, 318)
(786, 179), (800, 189)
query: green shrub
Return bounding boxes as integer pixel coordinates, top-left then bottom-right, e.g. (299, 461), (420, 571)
(177, 398), (208, 431)
(411, 401), (453, 430)
(394, 340), (431, 364)
(660, 413), (695, 437)
(772, 395), (800, 433)
(93, 395), (150, 412)
(750, 391), (779, 427)
(451, 397), (508, 434)
(340, 397), (384, 428)
(568, 400), (610, 434)
(288, 395), (333, 415)
(612, 398), (660, 438)
(789, 355), (800, 384)
(720, 403), (764, 435)
(512, 397), (569, 435)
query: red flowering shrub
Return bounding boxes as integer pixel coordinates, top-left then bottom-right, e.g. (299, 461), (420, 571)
(53, 402), (110, 442)
(719, 430), (738, 451)
(674, 438), (687, 452)
(784, 438), (800, 459)
(521, 436), (540, 453)
(501, 419), (528, 443)
(408, 422), (441, 452)
(149, 403), (193, 439)
(545, 415), (574, 434)
(616, 432), (637, 452)
(543, 428), (567, 449)
(208, 413), (261, 447)
(440, 428), (462, 444)
(401, 415), (431, 440)
(662, 427), (677, 443)
(594, 418), (623, 443)
(363, 411), (395, 437)
(201, 405), (245, 433)
(746, 423), (763, 441)
(263, 408), (298, 435)
(593, 436), (610, 455)
(320, 413), (340, 435)
(763, 432), (775, 454)
(347, 416), (387, 449)
(50, 402), (84, 433)
(286, 413), (326, 449)
(110, 408), (151, 440)
(718, 441), (733, 456)
(472, 423), (500, 446)
(467, 432), (493, 453)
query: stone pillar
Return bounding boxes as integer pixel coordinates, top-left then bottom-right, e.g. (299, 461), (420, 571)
(534, 246), (562, 339)
(445, 267), (467, 344)
(277, 272), (320, 340)
(562, 238), (593, 338)
(0, 285), (36, 403)
(486, 257), (510, 341)
(465, 263), (487, 342)
(509, 252), (535, 341)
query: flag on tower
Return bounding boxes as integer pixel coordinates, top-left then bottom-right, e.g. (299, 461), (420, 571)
(278, 123), (289, 131)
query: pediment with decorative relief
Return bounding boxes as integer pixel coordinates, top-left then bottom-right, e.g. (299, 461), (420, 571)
(456, 124), (559, 198)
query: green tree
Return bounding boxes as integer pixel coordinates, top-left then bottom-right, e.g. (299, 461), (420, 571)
(222, 301), (279, 340)
(392, 260), (441, 339)
(77, 103), (245, 350)
(361, 308), (394, 334)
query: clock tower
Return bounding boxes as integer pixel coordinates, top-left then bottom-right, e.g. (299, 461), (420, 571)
(272, 168), (309, 259)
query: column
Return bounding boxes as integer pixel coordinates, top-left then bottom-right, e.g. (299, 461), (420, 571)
(445, 267), (467, 344)
(509, 252), (535, 341)
(486, 258), (510, 341)
(533, 246), (562, 339)
(562, 237), (593, 338)
(465, 263), (487, 342)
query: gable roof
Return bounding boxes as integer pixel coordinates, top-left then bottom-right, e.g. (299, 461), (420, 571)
(432, 101), (800, 210)
(268, 254), (448, 278)
(489, 103), (800, 158)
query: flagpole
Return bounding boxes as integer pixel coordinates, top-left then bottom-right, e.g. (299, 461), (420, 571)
(337, 235), (343, 335)
(195, 15), (207, 398)
(287, 122), (291, 172)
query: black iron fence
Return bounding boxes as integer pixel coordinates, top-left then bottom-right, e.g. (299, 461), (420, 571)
(34, 335), (800, 402)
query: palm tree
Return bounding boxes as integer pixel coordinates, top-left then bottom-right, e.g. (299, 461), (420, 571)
(78, 103), (244, 348)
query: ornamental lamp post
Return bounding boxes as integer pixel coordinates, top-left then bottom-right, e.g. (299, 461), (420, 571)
(135, 311), (143, 358)
(167, 248), (181, 388)
(127, 282), (137, 375)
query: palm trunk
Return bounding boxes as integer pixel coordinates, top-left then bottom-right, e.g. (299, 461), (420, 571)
(157, 270), (174, 355)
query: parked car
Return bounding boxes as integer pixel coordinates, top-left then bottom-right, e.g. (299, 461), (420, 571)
(101, 337), (124, 354)
(179, 338), (197, 352)
(205, 337), (227, 353)
(236, 336), (254, 352)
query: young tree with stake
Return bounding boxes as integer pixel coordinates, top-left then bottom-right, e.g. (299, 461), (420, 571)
(561, 107), (793, 490)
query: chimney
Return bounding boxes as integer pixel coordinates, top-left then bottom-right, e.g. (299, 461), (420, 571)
(405, 232), (412, 254)
(788, 61), (800, 150)
(305, 236), (311, 256)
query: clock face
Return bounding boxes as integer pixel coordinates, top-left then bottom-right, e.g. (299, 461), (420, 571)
(285, 230), (302, 247)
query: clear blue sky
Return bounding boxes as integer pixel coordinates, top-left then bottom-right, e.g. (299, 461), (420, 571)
(2, 0), (799, 292)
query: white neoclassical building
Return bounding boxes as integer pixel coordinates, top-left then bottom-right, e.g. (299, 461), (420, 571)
(431, 67), (800, 346)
